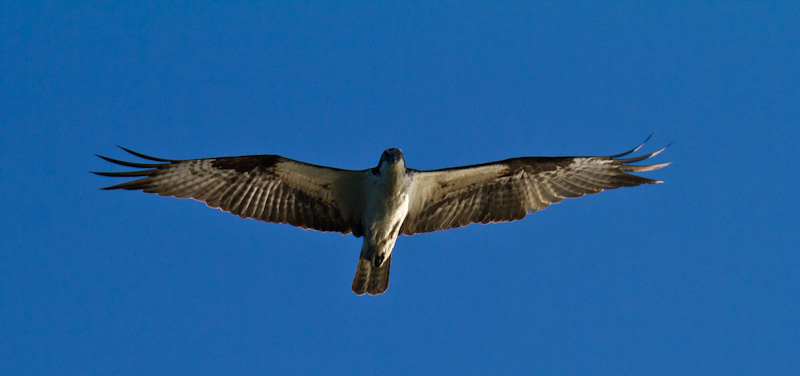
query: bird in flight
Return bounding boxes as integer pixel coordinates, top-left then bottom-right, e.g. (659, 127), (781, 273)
(94, 136), (669, 296)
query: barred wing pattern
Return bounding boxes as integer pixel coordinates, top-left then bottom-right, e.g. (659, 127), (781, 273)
(93, 147), (367, 236)
(401, 142), (669, 235)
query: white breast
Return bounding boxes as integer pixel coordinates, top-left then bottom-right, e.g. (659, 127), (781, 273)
(362, 165), (412, 242)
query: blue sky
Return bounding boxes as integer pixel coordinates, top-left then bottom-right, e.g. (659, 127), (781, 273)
(2, 2), (799, 375)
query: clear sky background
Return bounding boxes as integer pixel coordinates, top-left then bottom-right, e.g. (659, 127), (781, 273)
(2, 2), (799, 375)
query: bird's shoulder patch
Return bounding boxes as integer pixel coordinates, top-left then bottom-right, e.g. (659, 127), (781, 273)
(504, 157), (576, 175)
(210, 155), (284, 173)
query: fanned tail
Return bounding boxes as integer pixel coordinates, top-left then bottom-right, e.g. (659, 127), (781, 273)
(352, 254), (391, 296)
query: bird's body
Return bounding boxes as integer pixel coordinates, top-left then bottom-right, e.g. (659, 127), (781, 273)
(94, 138), (669, 295)
(353, 148), (411, 294)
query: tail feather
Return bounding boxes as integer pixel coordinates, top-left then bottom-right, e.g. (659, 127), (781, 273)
(352, 257), (372, 295)
(368, 255), (391, 294)
(351, 255), (391, 296)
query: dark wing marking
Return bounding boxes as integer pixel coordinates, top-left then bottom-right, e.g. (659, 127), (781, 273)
(401, 139), (670, 235)
(93, 147), (368, 236)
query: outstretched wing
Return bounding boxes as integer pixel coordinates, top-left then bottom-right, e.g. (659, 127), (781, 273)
(401, 139), (670, 235)
(93, 147), (368, 236)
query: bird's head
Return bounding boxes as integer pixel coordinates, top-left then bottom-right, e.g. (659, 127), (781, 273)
(377, 148), (405, 171)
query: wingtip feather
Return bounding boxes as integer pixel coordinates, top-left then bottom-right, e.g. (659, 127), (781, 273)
(609, 133), (655, 158)
(96, 154), (164, 168)
(90, 170), (156, 177)
(615, 144), (670, 164)
(117, 146), (175, 162)
(621, 161), (671, 172)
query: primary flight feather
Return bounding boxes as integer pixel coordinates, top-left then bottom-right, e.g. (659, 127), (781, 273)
(94, 137), (669, 295)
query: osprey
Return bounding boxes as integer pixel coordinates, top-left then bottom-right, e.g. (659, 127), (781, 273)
(94, 137), (669, 295)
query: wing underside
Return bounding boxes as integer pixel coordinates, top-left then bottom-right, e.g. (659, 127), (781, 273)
(93, 147), (366, 236)
(401, 138), (670, 235)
